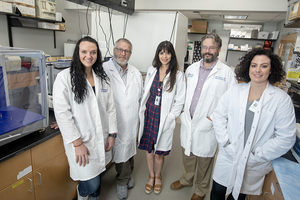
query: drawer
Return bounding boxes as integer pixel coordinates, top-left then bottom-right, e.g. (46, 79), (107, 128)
(0, 150), (32, 191)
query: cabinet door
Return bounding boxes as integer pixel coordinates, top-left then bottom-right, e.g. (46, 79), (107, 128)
(260, 170), (284, 200)
(0, 149), (32, 191)
(33, 153), (77, 200)
(31, 134), (65, 170)
(0, 173), (35, 200)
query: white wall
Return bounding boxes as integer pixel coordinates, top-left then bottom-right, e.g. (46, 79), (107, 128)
(91, 11), (188, 72)
(0, 0), (89, 55)
(135, 0), (286, 12)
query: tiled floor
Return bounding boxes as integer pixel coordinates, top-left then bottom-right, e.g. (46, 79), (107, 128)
(99, 120), (211, 200)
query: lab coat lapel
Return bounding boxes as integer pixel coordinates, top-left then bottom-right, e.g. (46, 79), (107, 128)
(227, 83), (250, 195)
(107, 60), (126, 86)
(261, 82), (274, 108)
(144, 67), (157, 95)
(126, 65), (134, 90)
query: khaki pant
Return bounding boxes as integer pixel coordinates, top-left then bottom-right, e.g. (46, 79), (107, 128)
(115, 156), (134, 186)
(180, 147), (214, 197)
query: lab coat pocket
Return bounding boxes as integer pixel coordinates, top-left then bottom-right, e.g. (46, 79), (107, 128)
(247, 152), (271, 175)
(221, 144), (235, 161)
(162, 113), (176, 133)
(201, 116), (213, 132)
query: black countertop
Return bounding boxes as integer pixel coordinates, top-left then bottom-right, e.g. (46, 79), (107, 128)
(0, 111), (60, 164)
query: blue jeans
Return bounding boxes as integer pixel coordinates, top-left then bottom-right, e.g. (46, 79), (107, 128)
(78, 174), (101, 198)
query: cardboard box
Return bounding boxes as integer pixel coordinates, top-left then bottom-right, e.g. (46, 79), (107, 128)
(268, 31), (280, 40)
(260, 170), (284, 200)
(2, 2), (13, 13)
(251, 30), (258, 39)
(258, 32), (269, 39)
(190, 20), (208, 34)
(289, 2), (300, 21)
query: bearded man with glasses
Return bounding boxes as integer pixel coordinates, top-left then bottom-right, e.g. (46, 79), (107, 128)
(103, 38), (143, 200)
(170, 33), (237, 200)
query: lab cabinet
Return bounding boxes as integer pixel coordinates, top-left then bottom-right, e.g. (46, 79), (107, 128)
(0, 134), (77, 200)
(0, 46), (48, 147)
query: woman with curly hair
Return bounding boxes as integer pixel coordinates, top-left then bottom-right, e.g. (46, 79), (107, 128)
(210, 48), (296, 200)
(53, 36), (117, 200)
(138, 41), (186, 195)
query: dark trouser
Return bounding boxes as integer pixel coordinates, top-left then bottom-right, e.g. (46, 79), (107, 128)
(210, 180), (246, 200)
(115, 156), (134, 186)
(78, 174), (101, 198)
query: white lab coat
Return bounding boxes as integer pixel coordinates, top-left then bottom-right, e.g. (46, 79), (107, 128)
(211, 82), (296, 198)
(53, 68), (117, 181)
(180, 59), (237, 157)
(103, 60), (143, 163)
(138, 66), (186, 152)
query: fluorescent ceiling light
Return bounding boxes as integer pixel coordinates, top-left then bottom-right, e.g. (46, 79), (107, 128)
(224, 15), (247, 19)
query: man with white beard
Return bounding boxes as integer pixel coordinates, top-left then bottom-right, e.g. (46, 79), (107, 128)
(103, 38), (143, 200)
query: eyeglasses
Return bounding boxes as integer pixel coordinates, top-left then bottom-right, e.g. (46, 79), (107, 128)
(115, 47), (132, 54)
(202, 46), (217, 51)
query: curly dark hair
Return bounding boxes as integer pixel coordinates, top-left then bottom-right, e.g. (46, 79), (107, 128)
(70, 36), (109, 104)
(152, 41), (179, 92)
(234, 48), (285, 84)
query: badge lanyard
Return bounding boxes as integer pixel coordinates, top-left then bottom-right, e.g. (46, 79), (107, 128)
(155, 81), (163, 106)
(155, 68), (168, 106)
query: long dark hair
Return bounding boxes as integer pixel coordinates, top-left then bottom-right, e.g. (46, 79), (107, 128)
(152, 41), (179, 92)
(70, 36), (109, 104)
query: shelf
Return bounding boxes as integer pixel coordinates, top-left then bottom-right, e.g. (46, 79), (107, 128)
(230, 37), (276, 41)
(225, 36), (276, 62)
(0, 11), (18, 16)
(4, 8), (66, 48)
(227, 49), (248, 52)
(188, 32), (206, 34)
(284, 19), (300, 28)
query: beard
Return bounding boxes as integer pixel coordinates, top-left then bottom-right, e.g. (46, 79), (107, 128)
(114, 56), (128, 66)
(202, 52), (219, 63)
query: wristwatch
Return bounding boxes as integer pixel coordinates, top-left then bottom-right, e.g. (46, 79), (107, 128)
(108, 133), (117, 138)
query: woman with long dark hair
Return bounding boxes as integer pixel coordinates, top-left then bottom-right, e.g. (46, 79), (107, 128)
(138, 41), (186, 195)
(53, 36), (117, 200)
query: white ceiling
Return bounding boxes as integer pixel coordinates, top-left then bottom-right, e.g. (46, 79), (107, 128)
(180, 11), (286, 24)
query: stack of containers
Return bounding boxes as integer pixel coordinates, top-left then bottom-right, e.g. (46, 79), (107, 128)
(3, 0), (36, 17)
(35, 0), (56, 20)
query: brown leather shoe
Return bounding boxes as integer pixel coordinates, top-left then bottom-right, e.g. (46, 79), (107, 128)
(190, 193), (204, 200)
(170, 180), (193, 190)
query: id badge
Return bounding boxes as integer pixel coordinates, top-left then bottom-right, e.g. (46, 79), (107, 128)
(155, 96), (161, 106)
(249, 100), (259, 113)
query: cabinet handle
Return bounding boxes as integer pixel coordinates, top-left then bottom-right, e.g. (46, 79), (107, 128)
(262, 192), (270, 200)
(28, 178), (33, 192)
(276, 182), (283, 195)
(37, 172), (42, 185)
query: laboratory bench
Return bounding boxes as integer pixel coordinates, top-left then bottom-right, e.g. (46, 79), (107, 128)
(0, 110), (78, 200)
